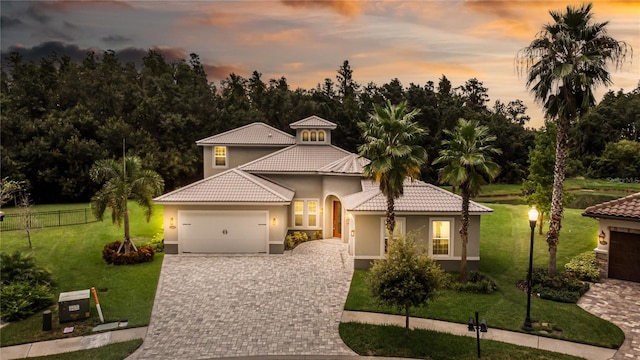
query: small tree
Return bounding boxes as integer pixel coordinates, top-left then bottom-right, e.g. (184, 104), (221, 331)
(17, 193), (36, 250)
(367, 233), (444, 338)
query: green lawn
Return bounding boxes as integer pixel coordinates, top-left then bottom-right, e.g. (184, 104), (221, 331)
(27, 339), (143, 360)
(340, 323), (582, 360)
(344, 204), (624, 349)
(0, 203), (164, 346)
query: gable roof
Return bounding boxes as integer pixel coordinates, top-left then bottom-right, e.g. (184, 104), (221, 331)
(289, 116), (337, 129)
(343, 179), (493, 214)
(196, 122), (295, 146)
(319, 154), (370, 175)
(154, 169), (294, 204)
(583, 192), (640, 221)
(239, 144), (354, 173)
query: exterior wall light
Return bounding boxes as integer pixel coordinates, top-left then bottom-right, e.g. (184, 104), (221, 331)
(169, 217), (176, 229)
(272, 217), (277, 226)
(598, 230), (607, 245)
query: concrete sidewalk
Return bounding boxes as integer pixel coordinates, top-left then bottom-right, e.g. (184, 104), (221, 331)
(0, 326), (147, 360)
(342, 311), (618, 360)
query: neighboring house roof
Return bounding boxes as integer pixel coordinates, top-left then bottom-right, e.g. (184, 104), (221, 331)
(582, 192), (640, 221)
(343, 179), (493, 214)
(289, 116), (337, 129)
(239, 145), (354, 173)
(196, 122), (295, 146)
(154, 169), (294, 204)
(319, 154), (370, 175)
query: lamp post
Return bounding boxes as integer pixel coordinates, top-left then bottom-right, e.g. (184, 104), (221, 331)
(522, 206), (538, 331)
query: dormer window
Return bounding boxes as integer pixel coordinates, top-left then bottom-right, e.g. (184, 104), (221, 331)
(301, 130), (326, 143)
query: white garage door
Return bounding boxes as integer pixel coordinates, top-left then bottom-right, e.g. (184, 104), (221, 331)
(179, 210), (268, 253)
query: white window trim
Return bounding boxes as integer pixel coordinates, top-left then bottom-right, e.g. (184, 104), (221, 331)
(429, 217), (454, 258)
(291, 199), (320, 228)
(380, 217), (406, 255)
(213, 146), (228, 168)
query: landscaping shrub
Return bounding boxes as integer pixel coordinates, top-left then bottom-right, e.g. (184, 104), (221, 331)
(565, 251), (600, 282)
(528, 267), (590, 303)
(285, 231), (310, 250)
(0, 251), (54, 321)
(102, 241), (155, 265)
(147, 231), (165, 253)
(0, 282), (53, 321)
(445, 271), (498, 294)
(1, 250), (53, 286)
(313, 230), (323, 240)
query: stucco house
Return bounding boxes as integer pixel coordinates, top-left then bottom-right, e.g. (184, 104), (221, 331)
(154, 116), (493, 270)
(583, 192), (640, 283)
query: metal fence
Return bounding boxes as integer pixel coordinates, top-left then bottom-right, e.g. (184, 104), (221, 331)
(0, 208), (97, 232)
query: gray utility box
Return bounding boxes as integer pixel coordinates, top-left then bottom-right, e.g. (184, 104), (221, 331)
(58, 289), (91, 323)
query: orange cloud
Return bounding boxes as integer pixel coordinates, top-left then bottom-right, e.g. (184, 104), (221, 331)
(280, 0), (362, 17)
(204, 64), (244, 82)
(466, 19), (535, 39)
(238, 28), (310, 46)
(182, 9), (242, 28)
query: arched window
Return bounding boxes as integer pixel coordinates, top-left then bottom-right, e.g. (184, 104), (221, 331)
(302, 131), (309, 141)
(318, 131), (325, 142)
(310, 131), (317, 141)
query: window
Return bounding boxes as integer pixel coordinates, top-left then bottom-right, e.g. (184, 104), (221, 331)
(310, 131), (317, 141)
(302, 131), (309, 141)
(301, 129), (326, 142)
(294, 201), (304, 227)
(381, 217), (405, 254)
(292, 199), (319, 228)
(318, 131), (325, 141)
(213, 146), (227, 167)
(431, 219), (452, 256)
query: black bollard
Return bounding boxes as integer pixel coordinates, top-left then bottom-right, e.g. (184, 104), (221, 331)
(42, 310), (52, 331)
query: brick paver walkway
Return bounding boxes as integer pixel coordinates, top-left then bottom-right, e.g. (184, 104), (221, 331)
(578, 279), (640, 360)
(128, 239), (356, 359)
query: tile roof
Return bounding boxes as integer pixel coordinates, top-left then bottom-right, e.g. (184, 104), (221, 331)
(319, 154), (370, 175)
(582, 192), (640, 221)
(343, 179), (493, 213)
(154, 169), (294, 203)
(289, 116), (337, 129)
(239, 145), (353, 173)
(196, 123), (295, 146)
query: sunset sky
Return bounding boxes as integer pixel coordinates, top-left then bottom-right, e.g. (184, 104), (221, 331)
(2, 0), (639, 128)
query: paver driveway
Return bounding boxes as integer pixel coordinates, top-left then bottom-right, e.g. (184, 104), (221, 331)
(578, 279), (640, 360)
(128, 239), (356, 359)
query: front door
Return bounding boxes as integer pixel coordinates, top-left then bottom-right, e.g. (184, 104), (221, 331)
(332, 201), (342, 238)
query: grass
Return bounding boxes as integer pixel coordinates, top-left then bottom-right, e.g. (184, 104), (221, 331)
(340, 323), (583, 360)
(344, 204), (624, 349)
(27, 339), (143, 360)
(0, 203), (164, 346)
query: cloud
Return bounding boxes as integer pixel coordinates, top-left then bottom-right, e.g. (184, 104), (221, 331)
(466, 19), (535, 40)
(26, 4), (51, 23)
(238, 28), (310, 46)
(280, 0), (362, 17)
(102, 35), (132, 44)
(0, 16), (24, 29)
(35, 0), (132, 12)
(2, 41), (99, 63)
(204, 64), (243, 81)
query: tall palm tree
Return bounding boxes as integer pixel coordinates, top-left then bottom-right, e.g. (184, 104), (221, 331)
(433, 118), (500, 283)
(90, 156), (164, 253)
(358, 100), (428, 235)
(517, 3), (631, 274)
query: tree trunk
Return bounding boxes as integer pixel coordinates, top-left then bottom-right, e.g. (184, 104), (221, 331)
(386, 196), (395, 235)
(405, 304), (410, 338)
(538, 212), (544, 235)
(546, 118), (569, 275)
(460, 191), (470, 283)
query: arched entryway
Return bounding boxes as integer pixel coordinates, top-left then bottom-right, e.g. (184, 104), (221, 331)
(324, 195), (344, 241)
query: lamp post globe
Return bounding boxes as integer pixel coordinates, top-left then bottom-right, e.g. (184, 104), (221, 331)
(522, 206), (538, 331)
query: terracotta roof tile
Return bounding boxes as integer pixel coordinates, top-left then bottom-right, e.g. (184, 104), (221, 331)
(582, 192), (640, 220)
(196, 123), (295, 145)
(343, 180), (493, 213)
(154, 169), (294, 203)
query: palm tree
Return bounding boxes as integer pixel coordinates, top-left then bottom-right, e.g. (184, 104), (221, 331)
(517, 3), (631, 274)
(358, 100), (428, 235)
(433, 118), (500, 283)
(90, 156), (164, 253)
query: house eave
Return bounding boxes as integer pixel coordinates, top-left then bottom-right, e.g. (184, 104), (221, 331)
(153, 201), (291, 206)
(581, 213), (640, 222)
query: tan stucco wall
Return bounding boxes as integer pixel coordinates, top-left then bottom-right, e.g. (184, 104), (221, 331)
(161, 204), (288, 253)
(202, 145), (287, 178)
(353, 214), (482, 260)
(266, 175), (322, 199)
(322, 176), (362, 197)
(596, 218), (640, 253)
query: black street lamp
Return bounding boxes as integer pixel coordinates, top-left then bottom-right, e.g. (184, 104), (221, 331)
(522, 206), (538, 331)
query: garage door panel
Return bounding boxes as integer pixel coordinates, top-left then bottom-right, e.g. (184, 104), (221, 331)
(609, 231), (640, 283)
(179, 211), (268, 253)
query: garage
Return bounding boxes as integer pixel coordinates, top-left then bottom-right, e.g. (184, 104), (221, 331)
(179, 210), (268, 253)
(609, 231), (640, 283)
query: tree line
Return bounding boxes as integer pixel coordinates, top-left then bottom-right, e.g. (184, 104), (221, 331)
(1, 50), (638, 204)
